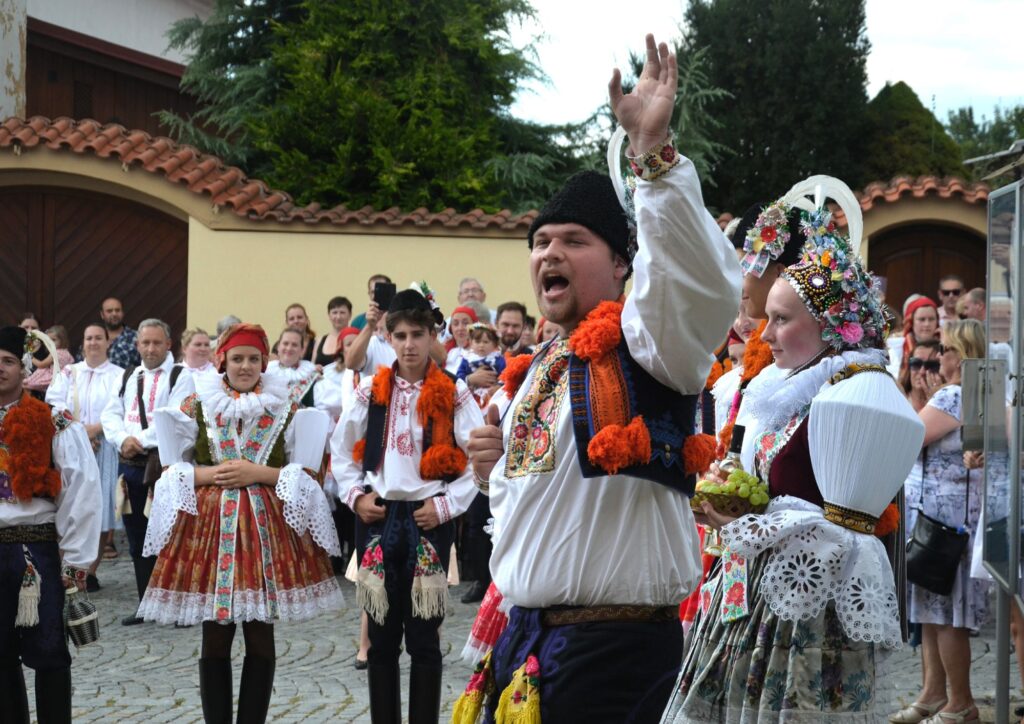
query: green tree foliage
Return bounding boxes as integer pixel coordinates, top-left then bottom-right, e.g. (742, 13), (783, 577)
(682, 0), (871, 211)
(249, 0), (548, 210)
(157, 0), (305, 168)
(861, 82), (966, 181)
(946, 104), (1024, 181)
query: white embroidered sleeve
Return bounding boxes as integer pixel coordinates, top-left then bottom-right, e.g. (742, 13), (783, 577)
(100, 384), (130, 452)
(621, 158), (743, 393)
(439, 381), (486, 522)
(331, 380), (373, 512)
(143, 462), (197, 557)
(52, 423), (102, 570)
(275, 464), (341, 555)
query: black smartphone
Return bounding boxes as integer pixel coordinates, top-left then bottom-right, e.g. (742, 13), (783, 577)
(373, 282), (397, 310)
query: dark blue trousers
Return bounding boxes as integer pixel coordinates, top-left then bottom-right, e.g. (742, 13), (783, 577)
(485, 606), (684, 724)
(0, 540), (71, 671)
(364, 500), (453, 667)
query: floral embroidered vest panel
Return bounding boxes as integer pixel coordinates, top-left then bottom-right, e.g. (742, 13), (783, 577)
(568, 339), (698, 495)
(192, 404), (288, 469)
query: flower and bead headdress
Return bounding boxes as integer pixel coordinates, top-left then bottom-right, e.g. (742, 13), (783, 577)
(741, 200), (793, 277)
(777, 177), (886, 351)
(408, 281), (445, 328)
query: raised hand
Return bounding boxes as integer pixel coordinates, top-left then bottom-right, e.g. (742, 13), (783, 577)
(608, 34), (677, 155)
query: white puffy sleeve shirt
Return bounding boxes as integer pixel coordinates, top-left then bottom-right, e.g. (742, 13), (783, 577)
(47, 360), (125, 426)
(489, 158), (743, 608)
(0, 408), (101, 570)
(331, 372), (483, 523)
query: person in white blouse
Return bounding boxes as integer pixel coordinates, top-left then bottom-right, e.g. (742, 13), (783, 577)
(332, 290), (483, 724)
(180, 327), (216, 377)
(100, 319), (191, 626)
(46, 322), (124, 590)
(456, 34), (741, 723)
(0, 325), (101, 724)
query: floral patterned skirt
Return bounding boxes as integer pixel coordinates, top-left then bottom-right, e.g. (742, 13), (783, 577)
(138, 484), (343, 625)
(661, 550), (880, 723)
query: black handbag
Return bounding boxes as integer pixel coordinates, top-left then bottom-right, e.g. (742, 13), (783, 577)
(905, 448), (971, 596)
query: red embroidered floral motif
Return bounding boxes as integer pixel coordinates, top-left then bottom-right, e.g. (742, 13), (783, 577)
(725, 582), (744, 607)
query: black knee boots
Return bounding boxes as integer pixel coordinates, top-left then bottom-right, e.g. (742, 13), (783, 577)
(33, 667), (71, 724)
(408, 663), (443, 724)
(199, 658), (233, 724)
(0, 666), (29, 724)
(236, 655), (275, 724)
(367, 661), (401, 724)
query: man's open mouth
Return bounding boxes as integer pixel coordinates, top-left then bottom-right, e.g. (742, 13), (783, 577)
(541, 272), (569, 293)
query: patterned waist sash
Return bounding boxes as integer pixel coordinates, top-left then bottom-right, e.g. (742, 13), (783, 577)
(0, 523), (58, 543)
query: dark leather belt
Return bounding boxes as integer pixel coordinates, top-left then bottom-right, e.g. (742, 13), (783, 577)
(540, 604), (678, 627)
(0, 523), (58, 544)
(118, 453), (150, 467)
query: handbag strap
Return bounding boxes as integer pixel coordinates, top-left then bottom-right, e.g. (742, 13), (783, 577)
(136, 370), (148, 431)
(963, 468), (971, 531)
(918, 445), (927, 510)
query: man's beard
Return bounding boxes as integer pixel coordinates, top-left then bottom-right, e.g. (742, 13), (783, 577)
(104, 319), (122, 331)
(501, 334), (519, 349)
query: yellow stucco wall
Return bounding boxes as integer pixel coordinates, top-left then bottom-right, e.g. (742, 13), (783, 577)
(186, 219), (539, 337)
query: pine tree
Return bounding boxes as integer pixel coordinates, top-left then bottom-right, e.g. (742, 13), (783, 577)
(682, 0), (871, 211)
(861, 82), (967, 181)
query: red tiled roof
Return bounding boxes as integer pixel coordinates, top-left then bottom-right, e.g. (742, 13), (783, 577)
(829, 175), (989, 228)
(0, 116), (537, 232)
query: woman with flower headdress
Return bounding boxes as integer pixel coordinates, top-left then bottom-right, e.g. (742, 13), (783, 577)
(138, 323), (342, 724)
(662, 179), (924, 723)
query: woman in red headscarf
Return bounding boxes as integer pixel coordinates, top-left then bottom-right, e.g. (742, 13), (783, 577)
(899, 295), (940, 379)
(138, 323), (343, 724)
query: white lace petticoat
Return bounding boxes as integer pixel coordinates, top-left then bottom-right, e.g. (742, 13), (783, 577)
(720, 495), (902, 650)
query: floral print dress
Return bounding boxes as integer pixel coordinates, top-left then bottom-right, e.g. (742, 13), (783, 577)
(905, 385), (992, 630)
(660, 408), (880, 723)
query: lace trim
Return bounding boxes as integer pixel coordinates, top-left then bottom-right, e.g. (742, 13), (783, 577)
(720, 495), (902, 649)
(137, 579), (345, 626)
(743, 349), (887, 435)
(142, 463), (197, 557)
(194, 372), (289, 423)
(276, 464), (342, 555)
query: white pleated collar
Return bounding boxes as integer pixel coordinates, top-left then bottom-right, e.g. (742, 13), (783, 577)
(195, 371), (289, 423)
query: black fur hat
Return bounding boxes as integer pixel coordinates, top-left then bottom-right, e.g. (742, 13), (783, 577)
(0, 326), (27, 360)
(528, 171), (632, 261)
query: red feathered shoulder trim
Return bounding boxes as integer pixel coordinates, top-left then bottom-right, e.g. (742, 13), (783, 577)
(370, 366), (393, 406)
(500, 353), (536, 399)
(741, 320), (772, 384)
(569, 301), (623, 361)
(4, 394), (62, 502)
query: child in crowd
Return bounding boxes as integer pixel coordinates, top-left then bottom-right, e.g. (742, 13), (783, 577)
(456, 323), (506, 406)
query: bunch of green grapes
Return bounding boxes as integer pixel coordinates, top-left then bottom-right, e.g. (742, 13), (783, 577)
(695, 470), (770, 507)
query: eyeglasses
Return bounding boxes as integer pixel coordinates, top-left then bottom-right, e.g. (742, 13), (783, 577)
(908, 357), (941, 373)
(937, 343), (957, 356)
(938, 288), (963, 297)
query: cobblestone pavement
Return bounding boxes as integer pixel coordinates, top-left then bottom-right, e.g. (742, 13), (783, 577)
(22, 535), (1024, 723)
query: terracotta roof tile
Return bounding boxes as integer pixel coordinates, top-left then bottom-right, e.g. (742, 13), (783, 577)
(830, 175), (989, 227)
(0, 116), (536, 233)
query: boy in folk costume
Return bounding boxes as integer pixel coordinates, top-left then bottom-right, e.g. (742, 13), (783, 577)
(454, 34), (742, 723)
(332, 290), (483, 724)
(0, 326), (101, 724)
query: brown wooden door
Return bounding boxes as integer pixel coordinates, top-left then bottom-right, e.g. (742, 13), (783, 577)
(868, 224), (986, 315)
(0, 187), (187, 355)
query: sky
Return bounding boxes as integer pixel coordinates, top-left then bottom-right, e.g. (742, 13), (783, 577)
(508, 0), (1024, 132)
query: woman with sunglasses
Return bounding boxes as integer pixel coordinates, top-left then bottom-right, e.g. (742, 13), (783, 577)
(900, 339), (941, 412)
(896, 296), (940, 380)
(891, 319), (990, 724)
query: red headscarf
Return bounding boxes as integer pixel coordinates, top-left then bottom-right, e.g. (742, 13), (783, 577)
(450, 306), (479, 323)
(337, 326), (360, 343)
(901, 296), (938, 364)
(216, 323), (270, 372)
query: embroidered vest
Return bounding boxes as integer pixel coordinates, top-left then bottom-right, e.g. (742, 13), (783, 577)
(0, 394), (70, 503)
(568, 339), (699, 494)
(504, 301), (709, 496)
(360, 365), (466, 483)
(183, 397), (288, 469)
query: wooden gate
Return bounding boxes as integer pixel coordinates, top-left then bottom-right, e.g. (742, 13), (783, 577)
(0, 187), (188, 353)
(868, 223), (986, 314)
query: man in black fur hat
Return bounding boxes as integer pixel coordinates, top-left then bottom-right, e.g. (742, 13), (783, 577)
(0, 326), (101, 723)
(461, 34), (743, 723)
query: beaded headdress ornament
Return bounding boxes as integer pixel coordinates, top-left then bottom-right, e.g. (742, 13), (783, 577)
(776, 176), (886, 351)
(741, 199), (793, 277)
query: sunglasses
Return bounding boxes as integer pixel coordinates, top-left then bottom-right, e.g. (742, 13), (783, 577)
(939, 288), (963, 297)
(908, 357), (941, 373)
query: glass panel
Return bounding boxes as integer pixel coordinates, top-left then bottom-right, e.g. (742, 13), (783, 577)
(983, 184), (1018, 589)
